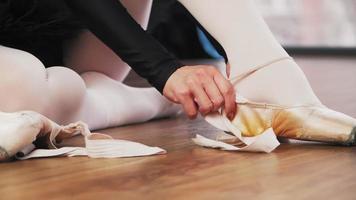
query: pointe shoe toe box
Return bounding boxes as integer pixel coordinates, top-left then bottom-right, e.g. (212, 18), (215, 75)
(274, 107), (356, 145)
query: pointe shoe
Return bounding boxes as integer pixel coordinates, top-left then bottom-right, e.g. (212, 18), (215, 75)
(0, 111), (48, 161)
(0, 111), (165, 162)
(224, 98), (356, 145)
(201, 57), (356, 149)
(0, 111), (81, 161)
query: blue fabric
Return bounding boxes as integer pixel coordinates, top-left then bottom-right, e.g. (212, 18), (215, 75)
(197, 28), (223, 59)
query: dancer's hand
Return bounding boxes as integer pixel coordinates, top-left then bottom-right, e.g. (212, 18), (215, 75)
(163, 65), (237, 120)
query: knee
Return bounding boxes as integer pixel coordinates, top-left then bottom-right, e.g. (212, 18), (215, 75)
(45, 66), (87, 118)
(0, 46), (49, 112)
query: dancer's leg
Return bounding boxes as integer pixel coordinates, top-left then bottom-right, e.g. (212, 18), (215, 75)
(64, 0), (180, 130)
(76, 72), (179, 129)
(178, 0), (321, 106)
(0, 45), (178, 132)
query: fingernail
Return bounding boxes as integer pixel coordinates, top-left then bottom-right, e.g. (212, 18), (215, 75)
(228, 112), (235, 121)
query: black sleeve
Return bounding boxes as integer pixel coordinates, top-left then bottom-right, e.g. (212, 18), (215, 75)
(64, 0), (183, 93)
(176, 2), (228, 62)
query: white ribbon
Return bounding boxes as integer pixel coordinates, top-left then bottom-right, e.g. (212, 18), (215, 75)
(17, 121), (166, 160)
(193, 96), (280, 153)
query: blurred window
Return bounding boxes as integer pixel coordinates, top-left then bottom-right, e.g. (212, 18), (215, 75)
(256, 0), (356, 47)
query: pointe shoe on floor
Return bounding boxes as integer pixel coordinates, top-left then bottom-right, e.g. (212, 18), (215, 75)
(195, 57), (356, 152)
(0, 111), (48, 161)
(0, 111), (165, 162)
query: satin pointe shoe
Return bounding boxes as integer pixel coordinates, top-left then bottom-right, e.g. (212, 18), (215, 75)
(0, 111), (165, 162)
(0, 110), (84, 161)
(0, 111), (51, 161)
(225, 98), (356, 145)
(196, 57), (356, 152)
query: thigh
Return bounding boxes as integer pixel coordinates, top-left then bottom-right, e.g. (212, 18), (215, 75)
(64, 0), (153, 82)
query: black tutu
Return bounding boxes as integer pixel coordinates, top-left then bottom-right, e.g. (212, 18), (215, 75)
(0, 0), (84, 66)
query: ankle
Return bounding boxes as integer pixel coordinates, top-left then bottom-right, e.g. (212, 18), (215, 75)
(234, 59), (322, 107)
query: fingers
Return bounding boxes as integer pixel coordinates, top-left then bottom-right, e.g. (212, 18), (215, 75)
(176, 89), (198, 119)
(213, 72), (237, 120)
(163, 65), (237, 120)
(189, 80), (213, 115)
(202, 77), (224, 112)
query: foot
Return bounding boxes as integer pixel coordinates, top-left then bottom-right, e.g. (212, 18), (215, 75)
(0, 111), (45, 161)
(204, 57), (356, 146)
(0, 110), (84, 161)
(227, 99), (356, 145)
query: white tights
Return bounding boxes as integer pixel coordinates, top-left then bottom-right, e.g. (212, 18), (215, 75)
(0, 0), (179, 131)
(178, 0), (322, 107)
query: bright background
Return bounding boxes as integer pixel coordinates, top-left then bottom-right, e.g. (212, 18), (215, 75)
(257, 0), (356, 47)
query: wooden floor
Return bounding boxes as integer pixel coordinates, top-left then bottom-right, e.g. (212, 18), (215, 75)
(1, 56), (356, 200)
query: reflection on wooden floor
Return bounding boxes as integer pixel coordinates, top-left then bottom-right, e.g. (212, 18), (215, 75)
(0, 56), (355, 199)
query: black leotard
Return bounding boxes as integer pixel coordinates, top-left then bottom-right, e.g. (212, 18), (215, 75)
(0, 0), (83, 67)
